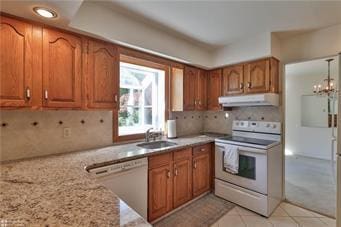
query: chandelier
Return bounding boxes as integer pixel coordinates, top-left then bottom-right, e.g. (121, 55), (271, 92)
(313, 59), (336, 95)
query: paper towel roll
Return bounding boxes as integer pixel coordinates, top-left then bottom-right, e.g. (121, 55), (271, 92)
(167, 120), (177, 139)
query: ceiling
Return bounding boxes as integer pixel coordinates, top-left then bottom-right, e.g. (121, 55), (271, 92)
(105, 0), (341, 49)
(1, 0), (341, 60)
(0, 0), (84, 29)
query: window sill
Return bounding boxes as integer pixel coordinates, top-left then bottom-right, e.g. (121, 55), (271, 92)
(118, 133), (145, 142)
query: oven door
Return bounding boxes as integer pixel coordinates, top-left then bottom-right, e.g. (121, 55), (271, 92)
(215, 142), (267, 194)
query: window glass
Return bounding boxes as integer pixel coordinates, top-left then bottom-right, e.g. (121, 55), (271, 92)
(119, 62), (165, 136)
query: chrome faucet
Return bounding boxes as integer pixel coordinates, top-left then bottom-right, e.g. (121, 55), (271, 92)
(145, 128), (154, 142)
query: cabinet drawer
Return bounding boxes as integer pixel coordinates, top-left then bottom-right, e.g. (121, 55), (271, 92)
(173, 148), (192, 161)
(193, 143), (211, 156)
(148, 152), (172, 169)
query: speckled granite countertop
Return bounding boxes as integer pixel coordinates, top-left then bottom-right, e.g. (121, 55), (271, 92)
(0, 135), (216, 226)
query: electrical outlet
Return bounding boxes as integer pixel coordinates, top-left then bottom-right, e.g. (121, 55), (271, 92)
(63, 128), (71, 138)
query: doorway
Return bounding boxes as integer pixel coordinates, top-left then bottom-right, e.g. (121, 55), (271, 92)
(284, 56), (339, 217)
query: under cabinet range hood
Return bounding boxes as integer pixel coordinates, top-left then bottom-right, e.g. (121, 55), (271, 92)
(218, 93), (279, 107)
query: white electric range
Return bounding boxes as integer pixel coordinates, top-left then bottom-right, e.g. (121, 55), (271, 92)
(215, 120), (283, 217)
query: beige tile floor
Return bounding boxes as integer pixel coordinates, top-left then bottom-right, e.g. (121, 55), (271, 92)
(211, 202), (336, 227)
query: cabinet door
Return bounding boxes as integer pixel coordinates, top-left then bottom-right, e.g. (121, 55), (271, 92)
(244, 59), (270, 94)
(0, 16), (33, 107)
(223, 65), (244, 95)
(87, 40), (118, 109)
(148, 164), (173, 221)
(173, 148), (192, 208)
(193, 146), (211, 197)
(196, 70), (207, 110)
(183, 66), (198, 110)
(207, 69), (222, 110)
(42, 28), (82, 108)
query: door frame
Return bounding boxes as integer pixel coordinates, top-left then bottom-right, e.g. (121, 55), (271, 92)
(281, 53), (340, 220)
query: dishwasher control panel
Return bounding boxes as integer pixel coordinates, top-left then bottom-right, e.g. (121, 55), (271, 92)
(88, 158), (148, 177)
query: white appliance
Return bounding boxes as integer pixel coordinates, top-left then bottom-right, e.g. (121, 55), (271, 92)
(215, 120), (283, 217)
(89, 158), (148, 219)
(337, 52), (341, 227)
(218, 93), (279, 107)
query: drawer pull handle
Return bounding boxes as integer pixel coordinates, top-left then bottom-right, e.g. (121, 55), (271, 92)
(200, 148), (205, 152)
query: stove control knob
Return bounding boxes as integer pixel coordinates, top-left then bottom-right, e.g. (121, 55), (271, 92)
(272, 124), (277, 129)
(266, 123), (270, 128)
(240, 122), (244, 126)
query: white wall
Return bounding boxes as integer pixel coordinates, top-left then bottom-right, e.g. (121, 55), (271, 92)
(211, 32), (272, 67)
(285, 57), (339, 160)
(70, 1), (214, 67)
(280, 24), (341, 64)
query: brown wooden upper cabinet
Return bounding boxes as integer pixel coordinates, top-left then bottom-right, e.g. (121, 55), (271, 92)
(87, 40), (118, 109)
(207, 69), (222, 110)
(0, 16), (33, 108)
(183, 66), (207, 111)
(196, 70), (207, 110)
(244, 59), (270, 94)
(222, 58), (279, 96)
(183, 66), (197, 110)
(42, 28), (82, 108)
(223, 64), (244, 96)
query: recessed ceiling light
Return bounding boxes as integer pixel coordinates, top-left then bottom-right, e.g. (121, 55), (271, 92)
(33, 7), (57, 18)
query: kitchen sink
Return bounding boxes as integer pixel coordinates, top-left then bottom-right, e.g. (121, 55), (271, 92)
(137, 140), (177, 149)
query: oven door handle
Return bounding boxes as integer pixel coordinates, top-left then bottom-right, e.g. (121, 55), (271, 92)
(215, 144), (266, 154)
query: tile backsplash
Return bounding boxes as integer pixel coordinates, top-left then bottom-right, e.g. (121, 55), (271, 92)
(171, 106), (281, 136)
(0, 111), (113, 162)
(1, 106), (281, 162)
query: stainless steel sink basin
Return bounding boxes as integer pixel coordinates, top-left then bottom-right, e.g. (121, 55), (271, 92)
(137, 140), (177, 149)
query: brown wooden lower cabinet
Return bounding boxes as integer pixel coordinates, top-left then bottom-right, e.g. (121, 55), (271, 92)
(148, 143), (212, 222)
(193, 144), (211, 197)
(148, 153), (173, 221)
(173, 148), (193, 208)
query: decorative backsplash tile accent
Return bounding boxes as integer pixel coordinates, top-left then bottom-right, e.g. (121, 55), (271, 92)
(171, 106), (281, 136)
(0, 111), (113, 162)
(169, 111), (204, 136)
(1, 107), (281, 162)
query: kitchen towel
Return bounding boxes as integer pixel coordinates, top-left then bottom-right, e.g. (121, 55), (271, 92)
(223, 145), (239, 174)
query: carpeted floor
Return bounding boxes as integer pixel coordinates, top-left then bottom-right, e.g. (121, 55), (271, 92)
(285, 154), (336, 217)
(153, 193), (235, 227)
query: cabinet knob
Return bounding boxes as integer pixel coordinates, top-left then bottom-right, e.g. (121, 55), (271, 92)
(240, 83), (244, 90)
(26, 87), (31, 100)
(247, 82), (252, 88)
(44, 90), (48, 100)
(194, 99), (197, 105)
(174, 168), (178, 176)
(200, 148), (205, 152)
(167, 170), (171, 178)
(193, 161), (197, 169)
(114, 94), (118, 103)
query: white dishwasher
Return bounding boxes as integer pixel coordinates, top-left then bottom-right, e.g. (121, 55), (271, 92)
(89, 158), (148, 219)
